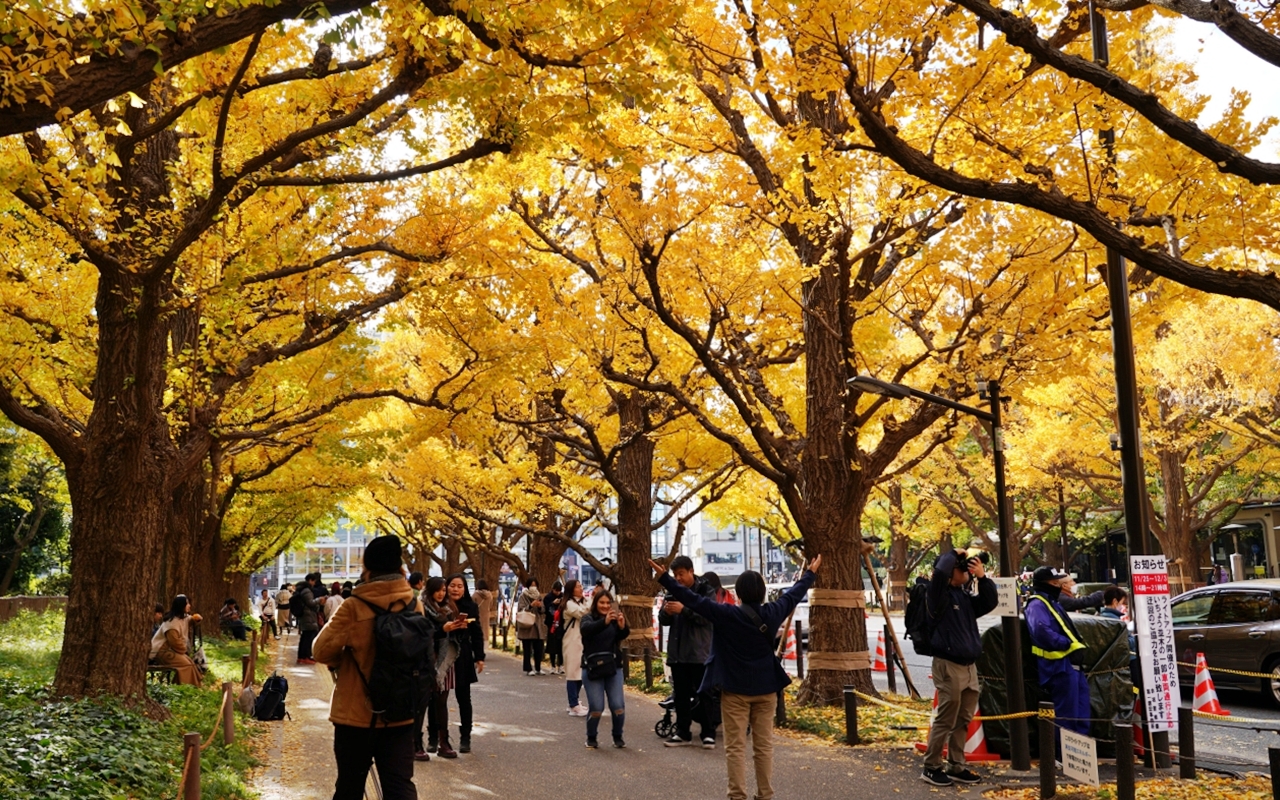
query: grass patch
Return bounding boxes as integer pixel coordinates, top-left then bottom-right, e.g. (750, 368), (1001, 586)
(0, 609), (262, 800)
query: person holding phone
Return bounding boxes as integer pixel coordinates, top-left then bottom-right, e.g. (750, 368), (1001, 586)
(648, 555), (820, 800)
(420, 577), (467, 759)
(445, 573), (486, 753)
(578, 590), (630, 749)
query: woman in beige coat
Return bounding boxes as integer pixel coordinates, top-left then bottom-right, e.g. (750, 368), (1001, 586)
(150, 595), (202, 687)
(560, 580), (590, 715)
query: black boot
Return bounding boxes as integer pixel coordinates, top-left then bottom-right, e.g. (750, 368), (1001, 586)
(459, 734), (471, 754)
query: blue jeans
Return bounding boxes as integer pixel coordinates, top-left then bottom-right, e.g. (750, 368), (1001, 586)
(583, 669), (625, 741)
(567, 679), (582, 708)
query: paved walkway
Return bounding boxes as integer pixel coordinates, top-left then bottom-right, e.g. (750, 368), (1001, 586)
(251, 633), (1045, 800)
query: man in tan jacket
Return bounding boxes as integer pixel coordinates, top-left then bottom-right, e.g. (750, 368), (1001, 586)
(313, 535), (422, 800)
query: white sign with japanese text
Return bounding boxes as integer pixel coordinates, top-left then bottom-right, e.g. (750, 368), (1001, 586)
(992, 576), (1019, 617)
(1059, 728), (1099, 786)
(1130, 555), (1180, 733)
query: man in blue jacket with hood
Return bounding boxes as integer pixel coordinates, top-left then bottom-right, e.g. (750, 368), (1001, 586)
(650, 555), (821, 800)
(922, 549), (998, 787)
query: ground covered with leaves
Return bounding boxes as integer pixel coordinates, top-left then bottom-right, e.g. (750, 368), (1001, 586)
(984, 774), (1273, 800)
(0, 610), (262, 799)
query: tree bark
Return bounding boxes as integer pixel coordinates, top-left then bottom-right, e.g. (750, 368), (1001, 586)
(55, 268), (175, 698)
(886, 484), (909, 611)
(611, 391), (660, 655)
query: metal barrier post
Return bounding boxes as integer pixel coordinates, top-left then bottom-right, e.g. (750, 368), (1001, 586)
(222, 683), (234, 745)
(775, 687), (786, 727)
(644, 650), (653, 689)
(1116, 723), (1135, 800)
(1269, 748), (1280, 800)
(794, 621), (804, 680)
(1177, 706), (1195, 779)
(183, 732), (201, 800)
(1038, 701), (1056, 799)
(843, 685), (858, 745)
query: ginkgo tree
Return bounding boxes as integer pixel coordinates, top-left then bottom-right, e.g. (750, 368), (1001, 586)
(0, 0), (676, 699)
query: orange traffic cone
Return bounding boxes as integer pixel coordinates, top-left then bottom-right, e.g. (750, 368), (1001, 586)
(913, 690), (1001, 762)
(782, 627), (797, 661)
(1192, 652), (1230, 716)
(872, 629), (887, 672)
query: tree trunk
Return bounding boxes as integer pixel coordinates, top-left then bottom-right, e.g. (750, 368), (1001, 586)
(612, 391), (659, 655)
(527, 534), (568, 590)
(796, 240), (875, 703)
(1154, 449), (1201, 594)
(886, 484), (909, 611)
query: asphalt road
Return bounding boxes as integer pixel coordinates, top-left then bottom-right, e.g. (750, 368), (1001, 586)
(782, 614), (1280, 775)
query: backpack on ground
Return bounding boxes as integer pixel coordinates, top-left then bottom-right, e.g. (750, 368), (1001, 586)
(253, 673), (289, 721)
(903, 580), (935, 657)
(353, 596), (436, 726)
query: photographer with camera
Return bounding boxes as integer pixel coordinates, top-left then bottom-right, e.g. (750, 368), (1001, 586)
(921, 549), (998, 787)
(659, 555), (717, 749)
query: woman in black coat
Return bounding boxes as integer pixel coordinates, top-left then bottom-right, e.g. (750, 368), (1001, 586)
(446, 573), (486, 753)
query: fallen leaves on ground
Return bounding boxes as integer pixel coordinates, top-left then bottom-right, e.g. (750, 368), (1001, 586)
(983, 774), (1272, 800)
(782, 687), (931, 746)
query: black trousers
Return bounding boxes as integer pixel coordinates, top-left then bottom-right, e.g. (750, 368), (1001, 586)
(426, 686), (449, 744)
(297, 629), (317, 660)
(546, 633), (563, 668)
(456, 679), (473, 739)
(332, 723), (416, 800)
(521, 638), (545, 673)
(670, 662), (712, 740)
(262, 617), (278, 637)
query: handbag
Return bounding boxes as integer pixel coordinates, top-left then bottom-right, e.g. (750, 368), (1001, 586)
(583, 650), (617, 680)
(515, 610), (536, 627)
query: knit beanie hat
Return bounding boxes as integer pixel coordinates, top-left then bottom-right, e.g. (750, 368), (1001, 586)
(364, 535), (403, 575)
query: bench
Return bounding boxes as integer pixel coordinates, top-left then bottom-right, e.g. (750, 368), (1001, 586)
(147, 665), (178, 684)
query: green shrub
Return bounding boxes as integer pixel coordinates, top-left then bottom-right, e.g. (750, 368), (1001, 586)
(0, 610), (260, 800)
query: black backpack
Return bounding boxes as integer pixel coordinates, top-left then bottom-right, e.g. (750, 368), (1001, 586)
(353, 597), (436, 725)
(253, 673), (289, 721)
(903, 579), (936, 657)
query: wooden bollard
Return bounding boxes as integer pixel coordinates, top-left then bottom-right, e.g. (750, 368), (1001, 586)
(1177, 706), (1195, 779)
(183, 731), (201, 800)
(248, 637), (258, 687)
(502, 624), (508, 651)
(794, 621), (804, 680)
(240, 655), (250, 687)
(843, 685), (858, 745)
(491, 622), (497, 649)
(1038, 702), (1056, 799)
(222, 683), (234, 745)
(1116, 723), (1135, 800)
(1269, 748), (1280, 800)
(775, 687), (786, 727)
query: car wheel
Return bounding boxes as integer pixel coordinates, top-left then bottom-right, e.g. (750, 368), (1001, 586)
(1263, 659), (1280, 708)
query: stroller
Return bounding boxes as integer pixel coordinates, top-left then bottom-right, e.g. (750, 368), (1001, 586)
(654, 693), (702, 738)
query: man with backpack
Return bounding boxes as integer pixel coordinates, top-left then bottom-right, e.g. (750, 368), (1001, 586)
(313, 535), (433, 800)
(916, 549), (998, 787)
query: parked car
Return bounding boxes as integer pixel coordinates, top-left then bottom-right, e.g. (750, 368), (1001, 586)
(1169, 579), (1280, 706)
(765, 584), (810, 642)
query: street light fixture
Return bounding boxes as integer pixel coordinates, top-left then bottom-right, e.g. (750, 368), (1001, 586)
(848, 374), (1031, 771)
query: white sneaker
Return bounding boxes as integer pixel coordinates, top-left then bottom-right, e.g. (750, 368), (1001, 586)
(571, 706), (589, 717)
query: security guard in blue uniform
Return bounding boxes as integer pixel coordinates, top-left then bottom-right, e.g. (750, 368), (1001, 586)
(1025, 566), (1090, 736)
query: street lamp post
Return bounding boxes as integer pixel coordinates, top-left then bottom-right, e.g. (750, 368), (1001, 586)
(848, 375), (1032, 772)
